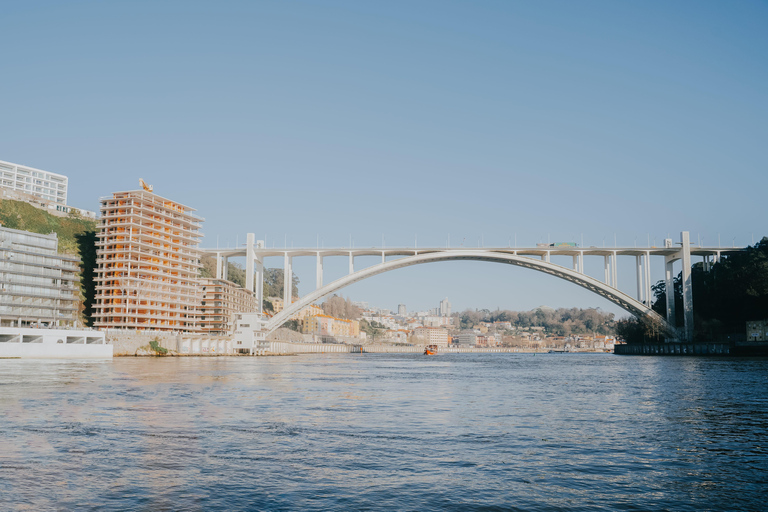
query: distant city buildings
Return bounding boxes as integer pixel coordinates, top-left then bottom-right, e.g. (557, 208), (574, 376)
(397, 304), (406, 316)
(439, 297), (451, 317)
(457, 330), (477, 347)
(0, 225), (80, 327)
(92, 189), (204, 332)
(301, 314), (360, 340)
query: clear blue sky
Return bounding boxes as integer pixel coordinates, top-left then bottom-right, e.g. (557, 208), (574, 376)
(2, 1), (766, 316)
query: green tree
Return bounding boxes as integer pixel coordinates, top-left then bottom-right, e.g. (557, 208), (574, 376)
(360, 319), (385, 341)
(284, 319), (302, 332)
(649, 236), (768, 340)
(263, 268), (300, 299)
(75, 231), (98, 326)
(321, 295), (362, 319)
(198, 255), (246, 288)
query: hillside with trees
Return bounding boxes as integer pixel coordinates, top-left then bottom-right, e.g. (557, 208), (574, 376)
(0, 199), (97, 255)
(0, 199), (98, 325)
(456, 307), (615, 335)
(618, 236), (768, 343)
(320, 295), (361, 320)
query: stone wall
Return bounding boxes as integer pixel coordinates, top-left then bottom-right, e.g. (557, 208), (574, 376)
(106, 331), (181, 356)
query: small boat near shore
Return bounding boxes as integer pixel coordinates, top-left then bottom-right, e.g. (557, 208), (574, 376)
(424, 345), (438, 355)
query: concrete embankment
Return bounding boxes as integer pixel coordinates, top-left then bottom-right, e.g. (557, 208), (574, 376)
(107, 331), (232, 356)
(107, 331), (180, 356)
(266, 342), (543, 355)
(108, 331), (566, 357)
(615, 343), (730, 356)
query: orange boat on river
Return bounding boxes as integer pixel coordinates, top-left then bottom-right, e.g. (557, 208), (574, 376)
(424, 345), (438, 355)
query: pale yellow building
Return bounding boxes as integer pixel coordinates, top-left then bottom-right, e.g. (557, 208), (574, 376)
(295, 304), (323, 321)
(301, 314), (360, 338)
(413, 326), (450, 347)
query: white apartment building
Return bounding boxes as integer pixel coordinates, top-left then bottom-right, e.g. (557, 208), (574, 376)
(232, 312), (268, 354)
(0, 159), (68, 206)
(0, 226), (80, 327)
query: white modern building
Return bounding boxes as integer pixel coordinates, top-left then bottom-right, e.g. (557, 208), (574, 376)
(0, 159), (68, 206)
(0, 225), (80, 327)
(232, 312), (268, 354)
(0, 327), (111, 358)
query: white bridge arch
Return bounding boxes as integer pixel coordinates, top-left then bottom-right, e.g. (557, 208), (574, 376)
(264, 250), (676, 337)
(203, 231), (741, 342)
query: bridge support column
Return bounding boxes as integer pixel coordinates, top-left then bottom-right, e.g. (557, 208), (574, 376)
(215, 252), (223, 280)
(681, 231), (694, 341)
(665, 256), (676, 327)
(316, 254), (324, 289)
(636, 255), (644, 303)
(284, 254), (293, 308)
(222, 256), (228, 280)
(572, 255), (578, 271)
(256, 258), (264, 313)
(246, 233), (255, 293)
(578, 251), (584, 273)
(644, 250), (652, 307)
(611, 251), (618, 289)
(604, 256), (610, 285)
(349, 252), (354, 274)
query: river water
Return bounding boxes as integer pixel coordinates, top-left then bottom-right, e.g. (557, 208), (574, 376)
(1, 353), (767, 511)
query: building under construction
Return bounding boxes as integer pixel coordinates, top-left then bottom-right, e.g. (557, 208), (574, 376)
(92, 187), (204, 332)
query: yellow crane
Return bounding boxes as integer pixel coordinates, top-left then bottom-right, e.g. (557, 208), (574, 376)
(139, 178), (153, 192)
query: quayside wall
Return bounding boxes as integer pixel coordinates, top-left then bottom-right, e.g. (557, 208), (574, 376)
(615, 343), (731, 356)
(265, 342), (544, 355)
(107, 331), (232, 356)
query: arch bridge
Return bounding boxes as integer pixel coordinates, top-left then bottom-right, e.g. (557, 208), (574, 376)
(202, 232), (740, 342)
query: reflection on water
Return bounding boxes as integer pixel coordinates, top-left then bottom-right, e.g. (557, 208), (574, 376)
(1, 354), (767, 511)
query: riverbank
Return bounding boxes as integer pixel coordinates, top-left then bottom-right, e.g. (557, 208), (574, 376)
(615, 342), (768, 356)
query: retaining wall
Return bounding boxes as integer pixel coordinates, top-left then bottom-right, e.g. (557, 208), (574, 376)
(615, 343), (730, 356)
(106, 331), (182, 356)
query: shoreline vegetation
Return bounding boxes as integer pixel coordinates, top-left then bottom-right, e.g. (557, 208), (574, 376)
(618, 237), (768, 344)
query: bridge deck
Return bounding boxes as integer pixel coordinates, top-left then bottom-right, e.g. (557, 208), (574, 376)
(201, 246), (738, 259)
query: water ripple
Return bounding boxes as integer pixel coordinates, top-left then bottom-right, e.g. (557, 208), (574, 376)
(0, 354), (767, 510)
